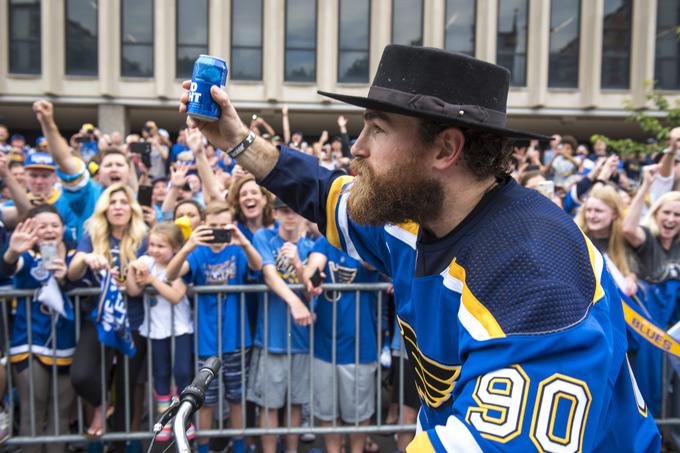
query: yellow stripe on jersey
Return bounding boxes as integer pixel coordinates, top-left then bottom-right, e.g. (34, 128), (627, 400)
(325, 175), (354, 249)
(579, 231), (605, 303)
(407, 432), (436, 453)
(9, 353), (72, 366)
(398, 221), (419, 237)
(448, 259), (505, 339)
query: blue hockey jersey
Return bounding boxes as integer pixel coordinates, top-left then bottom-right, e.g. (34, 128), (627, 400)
(259, 147), (660, 452)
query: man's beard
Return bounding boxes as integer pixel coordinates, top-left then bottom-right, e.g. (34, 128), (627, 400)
(347, 157), (444, 226)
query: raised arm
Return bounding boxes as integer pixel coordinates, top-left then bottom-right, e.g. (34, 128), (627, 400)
(161, 163), (189, 216)
(165, 225), (212, 281)
(282, 104), (291, 145)
(0, 153), (30, 217)
(228, 224), (262, 271)
(623, 164), (656, 248)
(186, 128), (222, 204)
(180, 82), (279, 180)
(337, 115), (352, 158)
(33, 100), (81, 175)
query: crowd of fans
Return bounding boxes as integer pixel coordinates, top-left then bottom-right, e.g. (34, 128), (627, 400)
(0, 102), (679, 453)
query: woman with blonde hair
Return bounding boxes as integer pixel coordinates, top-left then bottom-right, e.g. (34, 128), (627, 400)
(67, 183), (148, 445)
(623, 166), (680, 283)
(575, 184), (638, 295)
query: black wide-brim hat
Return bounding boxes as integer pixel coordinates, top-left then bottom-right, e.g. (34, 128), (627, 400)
(318, 45), (549, 140)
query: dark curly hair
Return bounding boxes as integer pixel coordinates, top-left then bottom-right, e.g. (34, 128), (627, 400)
(417, 120), (513, 180)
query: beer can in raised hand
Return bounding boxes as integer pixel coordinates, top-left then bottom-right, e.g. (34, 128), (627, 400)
(186, 55), (228, 122)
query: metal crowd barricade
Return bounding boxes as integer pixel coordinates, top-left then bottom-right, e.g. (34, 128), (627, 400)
(0, 282), (419, 447)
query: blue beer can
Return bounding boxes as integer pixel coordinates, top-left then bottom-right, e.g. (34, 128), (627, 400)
(186, 55), (228, 122)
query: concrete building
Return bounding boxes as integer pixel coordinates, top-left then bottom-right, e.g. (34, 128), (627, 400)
(0, 0), (678, 142)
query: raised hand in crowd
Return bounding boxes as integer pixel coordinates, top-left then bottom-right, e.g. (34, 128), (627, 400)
(0, 152), (30, 219)
(161, 162), (191, 216)
(623, 164), (659, 248)
(4, 219), (38, 262)
(337, 115), (348, 133)
(186, 127), (204, 154)
(33, 100), (80, 175)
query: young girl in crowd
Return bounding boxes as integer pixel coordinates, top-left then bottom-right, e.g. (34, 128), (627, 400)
(126, 222), (194, 441)
(67, 184), (148, 445)
(165, 202), (262, 453)
(0, 205), (76, 453)
(575, 184), (638, 295)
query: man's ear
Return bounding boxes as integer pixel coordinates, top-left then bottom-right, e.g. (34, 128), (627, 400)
(432, 127), (465, 171)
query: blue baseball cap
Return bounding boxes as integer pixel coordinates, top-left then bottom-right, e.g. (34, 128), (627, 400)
(24, 152), (56, 171)
(35, 136), (47, 147)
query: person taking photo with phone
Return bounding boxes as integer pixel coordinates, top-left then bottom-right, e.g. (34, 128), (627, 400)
(164, 202), (261, 453)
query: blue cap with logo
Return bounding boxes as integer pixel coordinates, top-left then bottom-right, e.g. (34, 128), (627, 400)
(24, 152), (56, 171)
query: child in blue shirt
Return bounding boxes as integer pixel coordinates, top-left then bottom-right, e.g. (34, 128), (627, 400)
(165, 201), (261, 453)
(303, 236), (380, 453)
(249, 199), (315, 453)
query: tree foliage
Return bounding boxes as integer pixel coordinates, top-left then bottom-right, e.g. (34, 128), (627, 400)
(591, 82), (680, 157)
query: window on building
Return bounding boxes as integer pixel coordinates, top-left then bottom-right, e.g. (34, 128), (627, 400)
(231, 0), (263, 81)
(285, 0), (317, 82)
(121, 0), (153, 77)
(548, 0), (580, 88)
(338, 0), (370, 83)
(444, 0), (476, 56)
(9, 0), (41, 75)
(392, 0), (423, 46)
(601, 0), (631, 89)
(176, 0), (208, 79)
(496, 0), (528, 87)
(65, 0), (98, 76)
(654, 0), (680, 90)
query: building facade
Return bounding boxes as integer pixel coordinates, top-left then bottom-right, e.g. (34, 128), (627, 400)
(0, 0), (679, 141)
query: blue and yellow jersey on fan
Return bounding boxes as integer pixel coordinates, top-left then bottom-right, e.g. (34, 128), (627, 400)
(260, 147), (660, 453)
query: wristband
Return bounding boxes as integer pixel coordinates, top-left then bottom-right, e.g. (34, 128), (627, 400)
(227, 131), (256, 160)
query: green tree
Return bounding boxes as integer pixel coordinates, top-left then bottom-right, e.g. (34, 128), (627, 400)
(591, 83), (680, 157)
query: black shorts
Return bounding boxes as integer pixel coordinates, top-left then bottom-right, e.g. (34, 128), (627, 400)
(390, 355), (420, 410)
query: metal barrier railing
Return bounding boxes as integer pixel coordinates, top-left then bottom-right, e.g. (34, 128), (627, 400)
(0, 283), (418, 446)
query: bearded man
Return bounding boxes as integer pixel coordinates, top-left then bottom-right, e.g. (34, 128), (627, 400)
(180, 45), (660, 452)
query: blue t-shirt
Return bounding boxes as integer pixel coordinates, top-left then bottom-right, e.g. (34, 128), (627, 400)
(311, 237), (379, 364)
(11, 250), (76, 366)
(77, 232), (146, 329)
(184, 245), (258, 356)
(252, 228), (314, 353)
